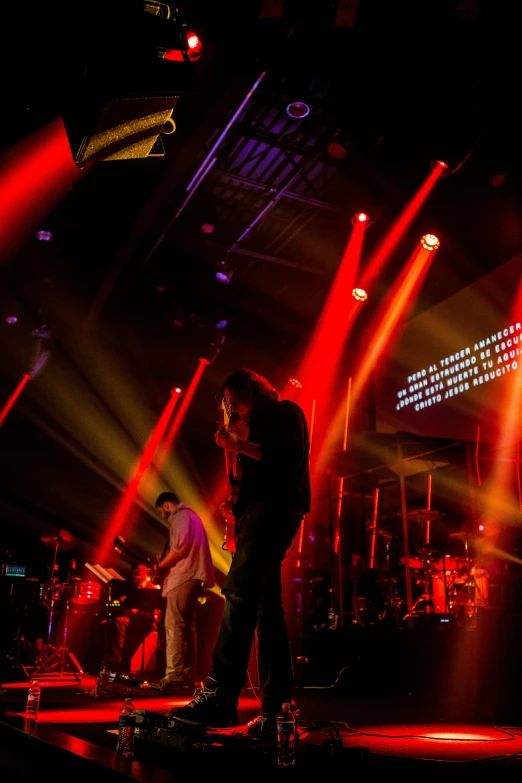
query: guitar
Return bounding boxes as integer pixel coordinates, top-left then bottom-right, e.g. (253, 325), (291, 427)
(113, 535), (168, 589)
(219, 397), (248, 553)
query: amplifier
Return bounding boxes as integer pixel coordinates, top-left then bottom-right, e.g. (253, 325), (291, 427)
(134, 709), (206, 752)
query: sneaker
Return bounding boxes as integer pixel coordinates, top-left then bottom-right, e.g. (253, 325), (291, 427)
(246, 713), (277, 738)
(169, 678), (239, 727)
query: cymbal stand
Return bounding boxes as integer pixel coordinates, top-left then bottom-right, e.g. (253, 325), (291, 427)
(34, 548), (84, 679)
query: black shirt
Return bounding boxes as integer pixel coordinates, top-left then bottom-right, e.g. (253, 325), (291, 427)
(233, 399), (311, 518)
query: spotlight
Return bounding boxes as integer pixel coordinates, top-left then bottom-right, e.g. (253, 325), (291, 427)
(215, 260), (234, 284)
(352, 288), (368, 301)
(351, 212), (370, 227)
(201, 223), (215, 234)
(36, 230), (53, 241)
(421, 234), (440, 250)
(216, 319), (228, 330)
(430, 160), (451, 176)
(286, 101), (310, 119)
(5, 316), (18, 324)
(289, 378), (303, 389)
(171, 387), (182, 395)
(186, 31), (202, 61)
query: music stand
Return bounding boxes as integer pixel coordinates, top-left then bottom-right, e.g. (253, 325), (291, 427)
(84, 563), (125, 672)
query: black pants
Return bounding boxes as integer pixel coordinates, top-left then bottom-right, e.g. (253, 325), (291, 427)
(208, 501), (302, 713)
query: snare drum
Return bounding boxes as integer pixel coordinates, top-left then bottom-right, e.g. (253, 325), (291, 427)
(72, 581), (101, 605)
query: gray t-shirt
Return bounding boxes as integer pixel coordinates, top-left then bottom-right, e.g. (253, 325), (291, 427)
(162, 503), (215, 596)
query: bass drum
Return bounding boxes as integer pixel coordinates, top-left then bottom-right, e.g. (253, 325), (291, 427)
(351, 568), (397, 627)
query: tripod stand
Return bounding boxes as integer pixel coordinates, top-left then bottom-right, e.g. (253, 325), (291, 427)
(33, 533), (84, 679)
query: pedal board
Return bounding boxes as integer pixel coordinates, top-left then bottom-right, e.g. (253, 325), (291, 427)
(134, 709), (206, 752)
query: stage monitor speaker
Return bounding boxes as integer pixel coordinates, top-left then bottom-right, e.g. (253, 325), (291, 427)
(62, 95), (179, 166)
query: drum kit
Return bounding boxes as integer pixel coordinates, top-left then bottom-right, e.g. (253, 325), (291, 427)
(18, 529), (102, 678)
(353, 509), (489, 628)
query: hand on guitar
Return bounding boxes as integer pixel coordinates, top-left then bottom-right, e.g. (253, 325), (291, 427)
(214, 425), (241, 451)
(219, 499), (235, 522)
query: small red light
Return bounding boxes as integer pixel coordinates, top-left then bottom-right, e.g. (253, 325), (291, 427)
(186, 31), (202, 61)
(165, 49), (184, 62)
(172, 387), (182, 395)
(288, 378), (303, 389)
(352, 212), (370, 227)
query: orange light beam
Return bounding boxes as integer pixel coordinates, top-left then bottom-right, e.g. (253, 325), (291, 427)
(97, 390), (182, 562)
(317, 242), (438, 474)
(0, 374), (31, 428)
(352, 243), (437, 415)
(359, 162), (445, 291)
(0, 119), (85, 265)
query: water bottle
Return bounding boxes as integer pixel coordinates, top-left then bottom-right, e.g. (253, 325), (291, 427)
(25, 679), (41, 719)
(116, 697), (136, 757)
(277, 702), (296, 767)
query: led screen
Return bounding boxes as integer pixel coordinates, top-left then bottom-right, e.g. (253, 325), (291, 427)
(374, 253), (522, 444)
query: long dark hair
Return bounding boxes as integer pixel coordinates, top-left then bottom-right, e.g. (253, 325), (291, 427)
(219, 369), (279, 407)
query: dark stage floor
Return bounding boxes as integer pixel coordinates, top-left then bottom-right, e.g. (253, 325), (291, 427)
(3, 618), (522, 778)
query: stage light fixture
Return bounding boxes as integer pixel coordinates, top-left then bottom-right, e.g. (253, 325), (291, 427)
(171, 387), (182, 395)
(216, 319), (229, 330)
(430, 160), (451, 176)
(186, 31), (202, 61)
(5, 316), (18, 324)
(286, 101), (310, 119)
(215, 260), (234, 284)
(352, 287), (368, 301)
(421, 234), (440, 250)
(60, 1), (200, 166)
(289, 378), (303, 388)
(36, 230), (53, 241)
(351, 212), (370, 227)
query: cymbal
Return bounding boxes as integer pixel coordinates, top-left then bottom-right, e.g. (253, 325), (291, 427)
(40, 529), (75, 551)
(406, 509), (445, 523)
(448, 531), (474, 541)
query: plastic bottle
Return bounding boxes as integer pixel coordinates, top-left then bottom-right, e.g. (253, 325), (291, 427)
(25, 679), (41, 719)
(116, 697), (136, 757)
(277, 702), (296, 767)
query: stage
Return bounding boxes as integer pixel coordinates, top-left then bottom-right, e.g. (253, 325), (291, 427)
(3, 619), (522, 779)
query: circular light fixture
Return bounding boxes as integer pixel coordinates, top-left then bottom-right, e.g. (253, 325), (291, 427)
(490, 174), (506, 187)
(171, 387), (182, 395)
(286, 101), (310, 119)
(186, 31), (202, 61)
(421, 233), (440, 250)
(351, 212), (370, 227)
(201, 223), (215, 234)
(215, 260), (233, 284)
(289, 378), (303, 388)
(216, 318), (228, 330)
(5, 315), (18, 324)
(352, 287), (368, 302)
(430, 160), (451, 176)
